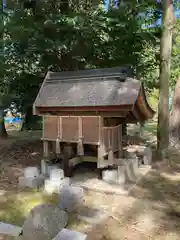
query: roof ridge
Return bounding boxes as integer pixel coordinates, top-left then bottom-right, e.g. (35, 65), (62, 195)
(47, 67), (133, 81)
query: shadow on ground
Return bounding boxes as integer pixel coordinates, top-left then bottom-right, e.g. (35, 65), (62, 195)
(82, 154), (180, 240)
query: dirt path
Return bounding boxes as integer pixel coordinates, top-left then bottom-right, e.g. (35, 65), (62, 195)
(82, 159), (180, 240)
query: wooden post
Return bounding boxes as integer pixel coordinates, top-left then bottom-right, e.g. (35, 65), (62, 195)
(118, 125), (122, 158)
(107, 128), (114, 165)
(108, 150), (114, 165)
(59, 116), (62, 139)
(97, 117), (105, 168)
(63, 144), (74, 177)
(77, 117), (84, 156)
(58, 117), (62, 157)
(42, 140), (49, 175)
(42, 116), (45, 139)
(43, 140), (49, 159)
(56, 138), (61, 158)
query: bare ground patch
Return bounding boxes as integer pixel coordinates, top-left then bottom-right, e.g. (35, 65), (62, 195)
(1, 131), (180, 239)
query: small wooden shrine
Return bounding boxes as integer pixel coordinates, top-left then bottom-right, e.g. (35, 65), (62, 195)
(33, 67), (155, 176)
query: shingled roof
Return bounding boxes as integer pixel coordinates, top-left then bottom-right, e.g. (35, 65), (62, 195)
(34, 67), (139, 107)
(33, 67), (155, 120)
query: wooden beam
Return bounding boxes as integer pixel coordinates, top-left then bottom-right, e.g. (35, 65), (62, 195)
(59, 116), (62, 140)
(36, 104), (132, 112)
(36, 111), (128, 117)
(77, 116), (84, 156)
(118, 125), (123, 158)
(97, 117), (105, 168)
(43, 140), (49, 160)
(56, 138), (61, 157)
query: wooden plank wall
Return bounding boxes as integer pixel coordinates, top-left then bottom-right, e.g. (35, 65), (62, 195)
(82, 117), (99, 144)
(43, 116), (59, 140)
(43, 116), (100, 144)
(62, 117), (79, 142)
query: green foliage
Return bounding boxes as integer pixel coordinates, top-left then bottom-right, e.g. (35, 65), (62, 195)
(2, 1), (151, 109)
(0, 0), (177, 113)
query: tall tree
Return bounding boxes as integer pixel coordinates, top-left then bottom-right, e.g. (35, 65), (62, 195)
(157, 0), (175, 160)
(169, 19), (180, 145)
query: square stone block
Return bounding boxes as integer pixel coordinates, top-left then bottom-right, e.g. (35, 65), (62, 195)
(41, 159), (48, 176)
(0, 222), (22, 237)
(53, 228), (87, 240)
(47, 164), (61, 177)
(44, 178), (71, 194)
(143, 146), (152, 165)
(19, 175), (45, 188)
(102, 169), (118, 183)
(50, 169), (64, 181)
(102, 167), (126, 185)
(24, 167), (40, 179)
(117, 166), (126, 185)
(124, 158), (139, 183)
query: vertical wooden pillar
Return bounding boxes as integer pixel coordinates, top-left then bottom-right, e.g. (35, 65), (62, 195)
(97, 117), (104, 168)
(56, 139), (61, 158)
(42, 116), (49, 159)
(77, 116), (84, 156)
(43, 140), (49, 160)
(108, 150), (114, 165)
(42, 140), (49, 175)
(118, 125), (123, 158)
(139, 121), (144, 138)
(108, 128), (114, 165)
(55, 116), (62, 158)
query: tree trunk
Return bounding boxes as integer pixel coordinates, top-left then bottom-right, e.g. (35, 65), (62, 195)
(0, 109), (8, 138)
(21, 106), (32, 131)
(169, 78), (180, 144)
(157, 0), (174, 160)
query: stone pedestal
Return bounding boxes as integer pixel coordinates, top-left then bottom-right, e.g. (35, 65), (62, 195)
(47, 164), (61, 177)
(24, 167), (40, 179)
(41, 159), (48, 176)
(53, 228), (87, 240)
(125, 158), (139, 183)
(44, 178), (70, 194)
(19, 175), (45, 189)
(102, 170), (118, 183)
(143, 146), (152, 165)
(117, 166), (126, 184)
(102, 166), (126, 185)
(19, 167), (45, 189)
(50, 169), (64, 181)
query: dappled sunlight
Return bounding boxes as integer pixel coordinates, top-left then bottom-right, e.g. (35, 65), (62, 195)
(135, 212), (156, 234)
(160, 172), (180, 181)
(0, 190), (6, 197)
(0, 189), (59, 226)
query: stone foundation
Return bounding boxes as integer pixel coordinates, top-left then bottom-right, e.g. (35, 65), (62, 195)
(19, 167), (45, 188)
(19, 175), (45, 189)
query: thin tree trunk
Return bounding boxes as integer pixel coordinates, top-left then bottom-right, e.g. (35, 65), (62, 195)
(0, 109), (8, 138)
(157, 0), (174, 160)
(21, 106), (32, 131)
(169, 78), (180, 144)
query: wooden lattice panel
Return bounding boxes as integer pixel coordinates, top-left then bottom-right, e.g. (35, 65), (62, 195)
(112, 127), (119, 152)
(43, 116), (58, 140)
(103, 125), (122, 153)
(62, 117), (78, 141)
(103, 128), (110, 152)
(82, 117), (99, 144)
